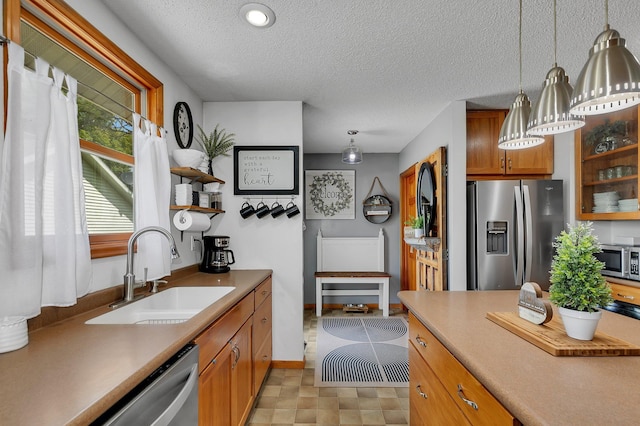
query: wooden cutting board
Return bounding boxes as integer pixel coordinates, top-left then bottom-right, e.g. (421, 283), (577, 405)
(487, 311), (640, 356)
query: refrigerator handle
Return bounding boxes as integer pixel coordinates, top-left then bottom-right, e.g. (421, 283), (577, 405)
(523, 185), (533, 282)
(514, 186), (524, 287)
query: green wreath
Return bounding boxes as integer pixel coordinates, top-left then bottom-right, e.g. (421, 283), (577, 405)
(309, 172), (353, 216)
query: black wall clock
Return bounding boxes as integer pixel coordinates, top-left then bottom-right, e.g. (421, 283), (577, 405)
(173, 101), (194, 149)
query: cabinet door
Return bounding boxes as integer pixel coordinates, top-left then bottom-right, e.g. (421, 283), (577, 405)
(505, 136), (554, 175)
(199, 343), (233, 426)
(409, 343), (470, 425)
(575, 106), (639, 220)
(467, 110), (507, 175)
(231, 319), (254, 426)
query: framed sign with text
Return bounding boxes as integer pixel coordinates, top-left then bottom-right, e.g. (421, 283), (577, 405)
(233, 146), (299, 195)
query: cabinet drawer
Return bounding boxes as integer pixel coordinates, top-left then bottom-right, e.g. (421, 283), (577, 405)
(254, 277), (272, 309)
(253, 293), (272, 352)
(195, 294), (253, 373)
(253, 331), (272, 395)
(610, 283), (640, 305)
(408, 313), (518, 426)
(409, 343), (470, 425)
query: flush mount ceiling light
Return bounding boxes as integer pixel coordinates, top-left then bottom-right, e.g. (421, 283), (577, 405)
(240, 3), (276, 28)
(570, 0), (640, 115)
(341, 130), (363, 164)
(498, 0), (545, 150)
(528, 0), (585, 135)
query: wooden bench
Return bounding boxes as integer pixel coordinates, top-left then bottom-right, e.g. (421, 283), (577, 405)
(315, 229), (390, 317)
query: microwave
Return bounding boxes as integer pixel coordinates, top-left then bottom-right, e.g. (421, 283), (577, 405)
(596, 245), (640, 281)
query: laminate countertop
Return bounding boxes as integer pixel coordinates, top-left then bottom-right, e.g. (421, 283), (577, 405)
(0, 269), (272, 426)
(398, 290), (640, 426)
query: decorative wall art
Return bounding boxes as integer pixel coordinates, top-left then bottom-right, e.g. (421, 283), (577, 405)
(233, 146), (299, 195)
(305, 170), (355, 219)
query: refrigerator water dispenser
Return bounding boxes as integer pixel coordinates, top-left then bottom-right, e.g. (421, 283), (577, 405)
(486, 221), (507, 254)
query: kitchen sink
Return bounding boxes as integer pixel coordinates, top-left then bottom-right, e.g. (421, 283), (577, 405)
(85, 286), (234, 325)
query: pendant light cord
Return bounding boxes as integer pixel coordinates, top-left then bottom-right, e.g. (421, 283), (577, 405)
(553, 0), (557, 66)
(518, 0), (523, 92)
(605, 0), (609, 28)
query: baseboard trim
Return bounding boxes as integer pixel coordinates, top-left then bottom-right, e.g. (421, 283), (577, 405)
(271, 359), (306, 369)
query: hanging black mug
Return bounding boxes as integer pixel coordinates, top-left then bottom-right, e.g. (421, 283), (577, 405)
(285, 201), (300, 218)
(255, 201), (270, 218)
(270, 201), (285, 218)
(240, 202), (255, 219)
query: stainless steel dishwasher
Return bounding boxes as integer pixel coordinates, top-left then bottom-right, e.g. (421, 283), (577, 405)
(91, 343), (199, 426)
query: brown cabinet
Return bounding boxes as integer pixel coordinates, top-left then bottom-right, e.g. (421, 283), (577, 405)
(195, 277), (273, 426)
(575, 106), (639, 220)
(253, 277), (273, 395)
(409, 344), (470, 425)
(467, 110), (554, 178)
(195, 294), (254, 426)
(408, 313), (520, 425)
(609, 282), (640, 305)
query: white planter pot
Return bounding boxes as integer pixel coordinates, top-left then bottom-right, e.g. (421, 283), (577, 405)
(414, 228), (425, 238)
(558, 307), (602, 341)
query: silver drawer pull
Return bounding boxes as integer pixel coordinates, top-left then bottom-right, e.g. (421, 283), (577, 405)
(457, 384), (478, 410)
(617, 293), (635, 300)
(415, 336), (427, 348)
(415, 385), (428, 399)
(262, 317), (268, 323)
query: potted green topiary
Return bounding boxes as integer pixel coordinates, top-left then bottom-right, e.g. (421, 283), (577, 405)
(195, 124), (235, 176)
(549, 222), (613, 340)
(404, 215), (425, 238)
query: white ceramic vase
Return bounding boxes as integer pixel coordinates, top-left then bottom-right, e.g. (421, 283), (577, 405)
(414, 228), (425, 238)
(558, 307), (602, 341)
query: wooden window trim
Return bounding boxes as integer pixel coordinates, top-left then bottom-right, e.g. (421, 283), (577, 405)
(4, 0), (164, 259)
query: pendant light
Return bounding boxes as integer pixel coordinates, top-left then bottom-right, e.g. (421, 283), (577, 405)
(498, 0), (545, 150)
(341, 130), (363, 164)
(528, 0), (585, 135)
(570, 0), (640, 115)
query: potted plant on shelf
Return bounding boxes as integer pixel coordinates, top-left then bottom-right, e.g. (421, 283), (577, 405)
(549, 222), (613, 340)
(404, 215), (425, 238)
(584, 119), (627, 154)
(195, 124), (235, 176)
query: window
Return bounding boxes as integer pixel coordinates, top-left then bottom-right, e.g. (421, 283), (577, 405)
(5, 0), (163, 258)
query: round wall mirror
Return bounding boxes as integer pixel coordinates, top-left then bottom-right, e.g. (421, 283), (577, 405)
(416, 161), (436, 236)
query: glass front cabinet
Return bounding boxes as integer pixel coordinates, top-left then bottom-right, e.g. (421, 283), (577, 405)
(576, 106), (640, 220)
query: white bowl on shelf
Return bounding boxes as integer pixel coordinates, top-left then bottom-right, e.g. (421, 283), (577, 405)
(172, 149), (204, 168)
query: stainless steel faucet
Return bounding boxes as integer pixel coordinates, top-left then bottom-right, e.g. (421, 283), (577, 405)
(113, 226), (180, 307)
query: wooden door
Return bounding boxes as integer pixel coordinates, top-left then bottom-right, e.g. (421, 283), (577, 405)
(466, 110), (506, 175)
(231, 319), (253, 426)
(199, 343), (233, 426)
(400, 165), (417, 292)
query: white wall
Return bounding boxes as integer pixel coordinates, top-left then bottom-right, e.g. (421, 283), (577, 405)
(202, 101), (305, 362)
(399, 101), (468, 291)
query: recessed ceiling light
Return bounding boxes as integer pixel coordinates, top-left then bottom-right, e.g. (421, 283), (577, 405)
(240, 3), (276, 28)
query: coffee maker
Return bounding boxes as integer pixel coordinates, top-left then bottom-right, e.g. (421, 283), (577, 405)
(200, 236), (235, 273)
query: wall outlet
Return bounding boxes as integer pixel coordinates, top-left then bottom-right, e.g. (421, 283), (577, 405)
(191, 236), (197, 251)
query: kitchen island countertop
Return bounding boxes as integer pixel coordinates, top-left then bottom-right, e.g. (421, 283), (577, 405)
(0, 269), (272, 426)
(398, 290), (640, 426)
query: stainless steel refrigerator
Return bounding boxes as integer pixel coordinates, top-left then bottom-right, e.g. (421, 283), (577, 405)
(467, 180), (564, 291)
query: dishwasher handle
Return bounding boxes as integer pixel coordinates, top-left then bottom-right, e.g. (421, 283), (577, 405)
(151, 363), (198, 426)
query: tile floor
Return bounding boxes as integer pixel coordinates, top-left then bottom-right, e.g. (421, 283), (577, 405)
(247, 308), (410, 425)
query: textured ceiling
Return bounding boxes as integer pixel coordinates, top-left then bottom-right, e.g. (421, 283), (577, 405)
(100, 0), (640, 154)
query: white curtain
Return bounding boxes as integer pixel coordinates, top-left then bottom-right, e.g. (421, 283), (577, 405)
(0, 43), (91, 319)
(133, 113), (172, 281)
